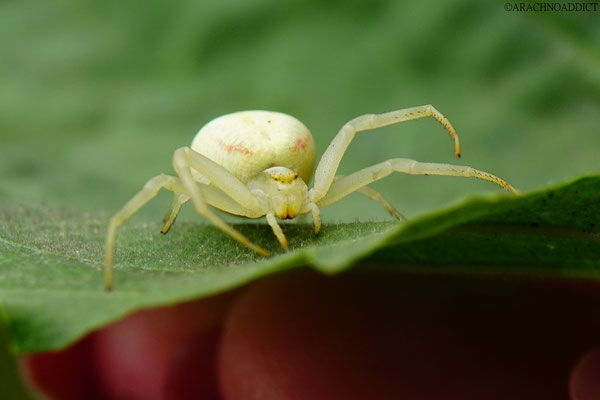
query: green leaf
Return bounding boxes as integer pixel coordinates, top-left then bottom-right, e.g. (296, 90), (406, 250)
(0, 328), (34, 400)
(0, 176), (599, 354)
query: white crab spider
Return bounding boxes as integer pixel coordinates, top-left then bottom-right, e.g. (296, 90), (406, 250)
(104, 105), (517, 289)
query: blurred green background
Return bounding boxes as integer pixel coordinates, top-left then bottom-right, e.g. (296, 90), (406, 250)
(0, 0), (598, 397)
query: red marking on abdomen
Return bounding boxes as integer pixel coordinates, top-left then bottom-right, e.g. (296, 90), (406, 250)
(217, 138), (254, 156)
(293, 135), (311, 152)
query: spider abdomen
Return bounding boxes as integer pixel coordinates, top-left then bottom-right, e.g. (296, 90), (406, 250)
(191, 111), (316, 184)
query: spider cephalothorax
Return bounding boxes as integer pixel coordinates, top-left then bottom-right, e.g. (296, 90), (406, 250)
(104, 106), (517, 289)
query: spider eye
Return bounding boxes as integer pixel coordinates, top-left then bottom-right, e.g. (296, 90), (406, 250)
(269, 173), (299, 184)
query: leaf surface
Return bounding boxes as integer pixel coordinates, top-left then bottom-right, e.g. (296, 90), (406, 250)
(0, 176), (599, 354)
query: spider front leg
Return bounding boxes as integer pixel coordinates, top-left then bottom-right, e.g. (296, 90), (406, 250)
(160, 184), (254, 235)
(311, 105), (460, 203)
(160, 185), (254, 234)
(317, 158), (518, 209)
(105, 174), (185, 290)
(172, 147), (269, 257)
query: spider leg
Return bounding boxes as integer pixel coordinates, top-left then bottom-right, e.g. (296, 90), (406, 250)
(161, 193), (189, 234)
(173, 147), (269, 257)
(332, 175), (406, 221)
(311, 105), (460, 202)
(105, 173), (184, 290)
(175, 146), (261, 211)
(309, 202), (321, 235)
(356, 185), (407, 221)
(266, 213), (288, 249)
(160, 182), (260, 234)
(317, 158), (518, 208)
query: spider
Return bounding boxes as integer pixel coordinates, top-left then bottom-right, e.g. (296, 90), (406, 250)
(104, 106), (517, 289)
